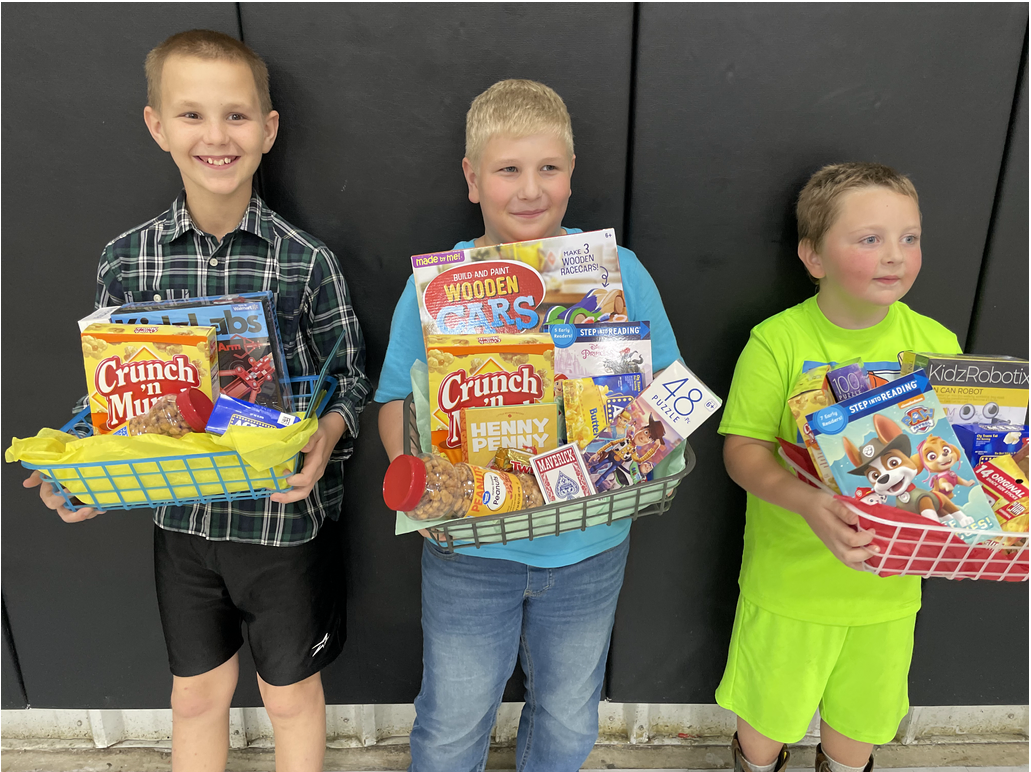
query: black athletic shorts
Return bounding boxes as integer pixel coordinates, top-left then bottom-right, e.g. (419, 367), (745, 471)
(153, 520), (345, 686)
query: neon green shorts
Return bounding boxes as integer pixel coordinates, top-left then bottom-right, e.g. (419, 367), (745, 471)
(715, 595), (915, 744)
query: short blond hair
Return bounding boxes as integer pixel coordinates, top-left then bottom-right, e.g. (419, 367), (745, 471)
(465, 80), (574, 166)
(797, 162), (919, 251)
(145, 29), (272, 115)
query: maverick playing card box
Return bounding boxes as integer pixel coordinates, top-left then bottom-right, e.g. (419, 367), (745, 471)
(808, 371), (1000, 543)
(530, 445), (596, 504)
(411, 230), (625, 340)
(111, 292), (293, 412)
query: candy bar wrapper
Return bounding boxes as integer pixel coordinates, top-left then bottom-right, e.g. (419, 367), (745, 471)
(584, 361), (722, 492)
(82, 323), (219, 435)
(530, 445), (596, 504)
(412, 229), (625, 340)
(426, 333), (554, 463)
(953, 422), (1029, 468)
(562, 378), (610, 449)
(459, 403), (558, 467)
(487, 447), (534, 475)
(112, 292), (294, 412)
(809, 371), (1001, 544)
(787, 365), (840, 493)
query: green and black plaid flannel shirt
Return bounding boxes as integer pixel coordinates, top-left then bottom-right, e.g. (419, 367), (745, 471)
(91, 191), (371, 545)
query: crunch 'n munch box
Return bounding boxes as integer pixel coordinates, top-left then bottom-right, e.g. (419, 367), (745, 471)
(81, 323), (219, 435)
(426, 333), (554, 463)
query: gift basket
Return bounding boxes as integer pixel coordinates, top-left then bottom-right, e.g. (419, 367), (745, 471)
(8, 293), (343, 511)
(383, 230), (722, 552)
(780, 352), (1029, 582)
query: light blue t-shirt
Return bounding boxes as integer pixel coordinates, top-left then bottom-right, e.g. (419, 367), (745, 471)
(375, 228), (682, 567)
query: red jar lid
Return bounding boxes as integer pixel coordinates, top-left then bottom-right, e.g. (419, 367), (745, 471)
(383, 455), (427, 512)
(176, 389), (214, 432)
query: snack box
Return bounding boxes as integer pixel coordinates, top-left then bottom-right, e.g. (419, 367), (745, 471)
(459, 403), (558, 467)
(82, 323), (219, 435)
(530, 445), (596, 504)
(808, 371), (1000, 544)
(425, 333), (554, 463)
(205, 394), (300, 435)
(786, 365), (839, 493)
(898, 352), (1029, 425)
(110, 292), (293, 412)
(952, 422), (1029, 468)
(411, 229), (624, 339)
(583, 361), (722, 491)
(562, 378), (610, 449)
(552, 321), (652, 382)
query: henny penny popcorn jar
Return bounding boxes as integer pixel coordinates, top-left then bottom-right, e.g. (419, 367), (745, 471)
(81, 323), (219, 435)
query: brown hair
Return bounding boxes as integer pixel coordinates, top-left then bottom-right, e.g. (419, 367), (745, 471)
(465, 79), (574, 166)
(145, 29), (272, 115)
(797, 162), (919, 251)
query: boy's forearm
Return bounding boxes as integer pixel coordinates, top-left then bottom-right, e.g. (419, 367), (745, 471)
(377, 400), (406, 461)
(723, 435), (821, 519)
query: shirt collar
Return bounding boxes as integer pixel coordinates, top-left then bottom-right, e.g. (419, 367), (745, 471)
(160, 190), (274, 245)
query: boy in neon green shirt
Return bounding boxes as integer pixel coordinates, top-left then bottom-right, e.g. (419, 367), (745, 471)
(717, 163), (961, 772)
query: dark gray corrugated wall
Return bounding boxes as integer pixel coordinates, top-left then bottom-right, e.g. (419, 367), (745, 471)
(2, 2), (1027, 710)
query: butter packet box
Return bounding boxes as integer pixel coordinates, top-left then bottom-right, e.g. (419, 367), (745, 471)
(899, 352), (1029, 425)
(205, 394), (300, 435)
(808, 371), (1000, 544)
(562, 378), (610, 449)
(459, 403), (558, 467)
(82, 323), (219, 435)
(111, 292), (293, 413)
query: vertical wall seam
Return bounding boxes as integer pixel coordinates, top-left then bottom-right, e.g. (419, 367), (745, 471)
(964, 21), (1028, 352)
(2, 595), (30, 708)
(621, 2), (641, 248)
(235, 2), (266, 201)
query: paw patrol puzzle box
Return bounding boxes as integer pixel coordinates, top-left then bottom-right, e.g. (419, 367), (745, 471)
(808, 371), (1001, 543)
(411, 230), (625, 339)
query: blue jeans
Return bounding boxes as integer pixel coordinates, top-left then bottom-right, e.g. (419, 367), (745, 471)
(409, 535), (631, 772)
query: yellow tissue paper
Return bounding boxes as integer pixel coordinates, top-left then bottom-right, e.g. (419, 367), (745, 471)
(6, 419), (318, 507)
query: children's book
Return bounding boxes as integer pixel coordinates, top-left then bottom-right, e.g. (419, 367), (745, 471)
(808, 371), (1001, 544)
(552, 321), (652, 381)
(411, 230), (624, 339)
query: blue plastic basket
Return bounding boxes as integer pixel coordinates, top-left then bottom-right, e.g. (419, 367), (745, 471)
(22, 375), (337, 512)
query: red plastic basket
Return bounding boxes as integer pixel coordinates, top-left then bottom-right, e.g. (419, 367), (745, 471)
(777, 441), (1028, 582)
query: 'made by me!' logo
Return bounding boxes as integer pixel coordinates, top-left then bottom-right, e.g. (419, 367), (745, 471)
(423, 261), (545, 334)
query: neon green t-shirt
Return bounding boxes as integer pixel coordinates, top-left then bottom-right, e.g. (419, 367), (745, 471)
(719, 296), (962, 626)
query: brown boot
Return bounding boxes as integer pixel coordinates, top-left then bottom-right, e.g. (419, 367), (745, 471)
(732, 732), (790, 772)
(814, 744), (873, 772)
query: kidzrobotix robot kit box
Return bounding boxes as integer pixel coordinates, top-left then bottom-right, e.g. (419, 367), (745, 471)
(808, 370), (1000, 544)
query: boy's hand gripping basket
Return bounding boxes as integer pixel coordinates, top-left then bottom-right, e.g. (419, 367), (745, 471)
(17, 375), (337, 511)
(400, 393), (695, 552)
(778, 442), (1028, 582)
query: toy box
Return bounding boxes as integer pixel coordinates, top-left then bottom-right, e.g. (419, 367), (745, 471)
(425, 333), (554, 462)
(952, 422), (1029, 468)
(898, 352), (1029, 425)
(111, 293), (293, 412)
(583, 361), (722, 491)
(809, 371), (1000, 543)
(411, 230), (624, 339)
(82, 323), (219, 435)
(459, 403), (558, 467)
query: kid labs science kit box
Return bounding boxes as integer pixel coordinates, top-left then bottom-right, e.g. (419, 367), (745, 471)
(808, 371), (1000, 544)
(411, 229), (625, 339)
